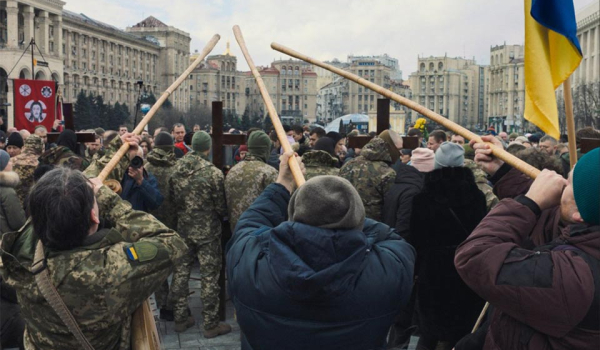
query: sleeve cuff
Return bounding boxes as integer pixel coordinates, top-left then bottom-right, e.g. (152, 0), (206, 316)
(489, 162), (512, 185)
(515, 195), (542, 217)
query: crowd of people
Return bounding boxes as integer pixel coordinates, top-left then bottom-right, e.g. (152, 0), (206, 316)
(0, 120), (598, 350)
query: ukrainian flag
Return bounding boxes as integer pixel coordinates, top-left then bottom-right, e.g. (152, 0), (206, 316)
(525, 0), (582, 139)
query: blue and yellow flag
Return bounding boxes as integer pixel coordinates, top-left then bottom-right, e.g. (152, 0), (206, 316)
(524, 0), (582, 139)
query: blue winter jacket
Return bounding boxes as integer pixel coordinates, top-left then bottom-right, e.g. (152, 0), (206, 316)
(120, 170), (163, 212)
(226, 183), (416, 350)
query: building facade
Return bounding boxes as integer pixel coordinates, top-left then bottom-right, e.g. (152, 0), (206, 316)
(316, 76), (349, 123)
(409, 56), (484, 130)
(347, 57), (392, 115)
(348, 54), (402, 80)
(0, 0), (190, 128)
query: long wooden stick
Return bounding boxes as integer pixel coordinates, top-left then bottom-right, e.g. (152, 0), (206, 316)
(97, 34), (221, 182)
(96, 34), (220, 350)
(563, 78), (578, 169)
(471, 302), (490, 333)
(271, 42), (541, 180)
(233, 26), (305, 187)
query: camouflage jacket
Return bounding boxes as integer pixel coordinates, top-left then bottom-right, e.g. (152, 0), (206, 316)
(10, 134), (44, 205)
(39, 146), (90, 171)
(464, 159), (499, 212)
(169, 152), (227, 245)
(225, 154), (278, 231)
(339, 138), (396, 221)
(83, 137), (130, 181)
(145, 146), (178, 229)
(0, 186), (187, 350)
(302, 150), (340, 180)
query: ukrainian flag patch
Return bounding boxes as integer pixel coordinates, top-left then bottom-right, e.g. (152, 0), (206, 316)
(125, 246), (139, 261)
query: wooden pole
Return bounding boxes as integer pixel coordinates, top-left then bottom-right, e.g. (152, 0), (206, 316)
(471, 302), (490, 333)
(270, 42), (541, 180)
(96, 34), (221, 182)
(563, 78), (578, 169)
(94, 34), (220, 350)
(233, 26), (305, 187)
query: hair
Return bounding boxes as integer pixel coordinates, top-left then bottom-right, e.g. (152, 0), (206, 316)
(269, 131), (280, 144)
(556, 143), (568, 153)
(33, 164), (55, 182)
(34, 125), (48, 132)
(140, 137), (153, 153)
(156, 127), (169, 134)
(429, 130), (447, 143)
(171, 123), (185, 132)
(517, 148), (562, 173)
(407, 128), (423, 138)
(283, 124), (291, 133)
(104, 130), (119, 144)
(540, 135), (557, 145)
(28, 168), (95, 250)
(119, 125), (128, 130)
(291, 125), (304, 135)
(309, 127), (326, 138)
(507, 143), (526, 155)
(576, 127), (600, 144)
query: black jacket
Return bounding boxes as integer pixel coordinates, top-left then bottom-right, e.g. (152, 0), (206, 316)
(409, 167), (487, 341)
(383, 162), (424, 239)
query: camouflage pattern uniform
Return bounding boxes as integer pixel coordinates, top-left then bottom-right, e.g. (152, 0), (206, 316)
(169, 152), (227, 330)
(9, 134), (44, 205)
(0, 185), (187, 350)
(339, 138), (396, 221)
(83, 136), (130, 181)
(39, 146), (90, 171)
(302, 150), (339, 180)
(225, 154), (278, 231)
(464, 159), (499, 212)
(145, 145), (178, 311)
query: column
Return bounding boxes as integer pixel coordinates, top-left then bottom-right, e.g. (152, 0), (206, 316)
(6, 0), (19, 49)
(56, 16), (63, 59)
(22, 6), (35, 46)
(37, 10), (49, 54)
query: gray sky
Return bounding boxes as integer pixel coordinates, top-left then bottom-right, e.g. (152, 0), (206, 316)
(65, 0), (596, 77)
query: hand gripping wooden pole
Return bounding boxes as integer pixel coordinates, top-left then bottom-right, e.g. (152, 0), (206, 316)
(233, 26), (305, 187)
(271, 42), (543, 333)
(97, 34), (221, 183)
(271, 42), (541, 180)
(96, 34), (220, 350)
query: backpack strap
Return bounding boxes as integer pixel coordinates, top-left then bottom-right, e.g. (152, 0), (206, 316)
(31, 240), (95, 350)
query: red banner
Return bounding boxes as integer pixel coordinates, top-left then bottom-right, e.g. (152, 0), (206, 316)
(13, 79), (58, 132)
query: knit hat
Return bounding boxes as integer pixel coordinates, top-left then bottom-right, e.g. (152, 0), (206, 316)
(247, 131), (271, 162)
(7, 132), (24, 149)
(410, 148), (435, 173)
(314, 137), (336, 157)
(325, 131), (343, 145)
(379, 130), (401, 164)
(94, 127), (106, 137)
(0, 150), (10, 171)
(24, 134), (44, 154)
(573, 147), (599, 225)
(56, 130), (77, 153)
(288, 175), (365, 231)
(192, 131), (211, 152)
(509, 132), (519, 140)
(154, 132), (174, 146)
(514, 136), (529, 144)
(435, 141), (465, 169)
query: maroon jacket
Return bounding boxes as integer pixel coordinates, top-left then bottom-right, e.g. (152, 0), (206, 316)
(455, 197), (599, 350)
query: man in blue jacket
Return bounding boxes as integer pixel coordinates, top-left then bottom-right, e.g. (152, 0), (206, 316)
(227, 152), (416, 350)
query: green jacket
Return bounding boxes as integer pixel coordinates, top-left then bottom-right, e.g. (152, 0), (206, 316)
(39, 146), (90, 171)
(145, 146), (178, 229)
(83, 137), (130, 181)
(339, 138), (396, 221)
(302, 150), (339, 180)
(0, 171), (26, 234)
(0, 186), (187, 350)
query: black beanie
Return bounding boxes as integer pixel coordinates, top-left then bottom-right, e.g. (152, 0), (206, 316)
(314, 137), (336, 157)
(154, 132), (174, 146)
(7, 132), (24, 149)
(56, 130), (78, 153)
(288, 176), (365, 231)
(325, 131), (342, 145)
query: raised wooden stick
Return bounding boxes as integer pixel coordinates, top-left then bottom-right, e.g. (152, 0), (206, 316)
(563, 78), (578, 169)
(271, 42), (541, 180)
(233, 26), (305, 187)
(97, 34), (221, 182)
(96, 34), (220, 350)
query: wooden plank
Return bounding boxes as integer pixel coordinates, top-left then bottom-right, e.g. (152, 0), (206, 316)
(376, 99), (390, 134)
(580, 138), (600, 154)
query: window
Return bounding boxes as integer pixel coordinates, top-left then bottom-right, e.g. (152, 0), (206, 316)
(49, 26), (54, 38)
(49, 42), (54, 52)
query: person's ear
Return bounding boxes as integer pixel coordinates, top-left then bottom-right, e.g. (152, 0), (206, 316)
(90, 208), (100, 225)
(572, 211), (584, 223)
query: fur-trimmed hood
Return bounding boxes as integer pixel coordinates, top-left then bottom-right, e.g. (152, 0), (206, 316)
(0, 171), (20, 188)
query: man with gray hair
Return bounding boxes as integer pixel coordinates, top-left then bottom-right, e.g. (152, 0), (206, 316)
(539, 135), (558, 156)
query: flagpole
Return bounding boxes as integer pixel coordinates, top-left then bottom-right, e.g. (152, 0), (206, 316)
(563, 78), (577, 169)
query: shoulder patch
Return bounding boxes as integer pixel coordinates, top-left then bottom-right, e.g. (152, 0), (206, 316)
(124, 242), (159, 262)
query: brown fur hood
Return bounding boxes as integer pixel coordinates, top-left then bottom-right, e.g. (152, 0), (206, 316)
(0, 171), (20, 188)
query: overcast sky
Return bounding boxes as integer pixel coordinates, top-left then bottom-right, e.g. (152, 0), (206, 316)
(66, 0), (596, 78)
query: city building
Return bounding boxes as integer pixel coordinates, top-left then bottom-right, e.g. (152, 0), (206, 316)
(409, 55), (485, 130)
(348, 54), (402, 80)
(0, 0), (190, 128)
(485, 44), (525, 133)
(316, 76), (349, 123)
(313, 58), (349, 90)
(347, 57), (393, 115)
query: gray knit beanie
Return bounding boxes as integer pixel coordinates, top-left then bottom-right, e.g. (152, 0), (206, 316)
(434, 141), (464, 169)
(0, 150), (10, 171)
(288, 175), (365, 231)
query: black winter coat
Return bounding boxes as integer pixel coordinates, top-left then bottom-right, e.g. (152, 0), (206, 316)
(409, 167), (486, 341)
(383, 162), (424, 239)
